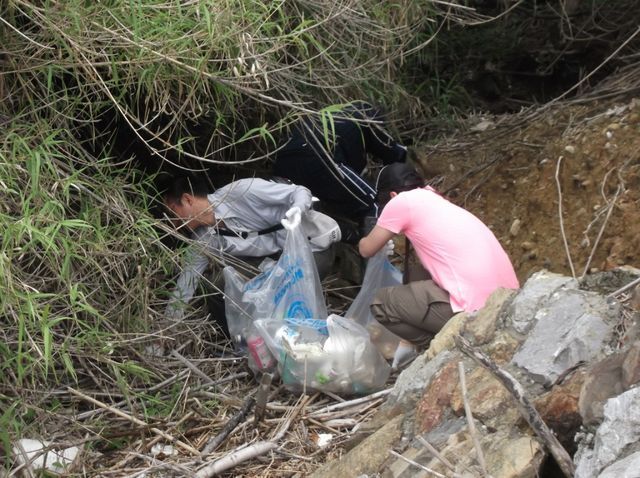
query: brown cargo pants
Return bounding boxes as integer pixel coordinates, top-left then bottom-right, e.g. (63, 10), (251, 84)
(370, 279), (454, 348)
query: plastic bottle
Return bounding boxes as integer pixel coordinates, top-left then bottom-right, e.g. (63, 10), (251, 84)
(247, 333), (275, 371)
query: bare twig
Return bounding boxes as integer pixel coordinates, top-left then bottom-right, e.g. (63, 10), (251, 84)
(555, 156), (576, 278)
(458, 362), (488, 477)
(67, 387), (201, 456)
(388, 449), (447, 478)
(416, 436), (469, 478)
(456, 337), (575, 478)
(201, 396), (255, 455)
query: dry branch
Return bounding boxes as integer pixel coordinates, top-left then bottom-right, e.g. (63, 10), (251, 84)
(201, 396), (255, 455)
(455, 337), (575, 478)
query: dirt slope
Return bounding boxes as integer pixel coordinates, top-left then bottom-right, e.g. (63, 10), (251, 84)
(416, 97), (640, 283)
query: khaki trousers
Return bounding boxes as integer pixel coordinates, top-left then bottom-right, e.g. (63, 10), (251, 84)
(371, 279), (454, 348)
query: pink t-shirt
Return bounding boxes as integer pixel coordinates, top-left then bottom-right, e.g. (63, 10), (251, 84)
(377, 187), (519, 312)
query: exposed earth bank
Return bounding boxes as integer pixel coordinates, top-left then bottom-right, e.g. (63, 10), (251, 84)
(416, 96), (640, 283)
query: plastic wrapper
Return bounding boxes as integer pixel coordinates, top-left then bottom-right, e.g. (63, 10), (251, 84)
(255, 314), (391, 395)
(346, 250), (403, 359)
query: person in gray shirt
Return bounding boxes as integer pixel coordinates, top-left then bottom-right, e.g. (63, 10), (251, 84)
(160, 175), (338, 331)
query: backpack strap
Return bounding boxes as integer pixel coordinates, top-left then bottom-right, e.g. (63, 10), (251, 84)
(216, 223), (284, 240)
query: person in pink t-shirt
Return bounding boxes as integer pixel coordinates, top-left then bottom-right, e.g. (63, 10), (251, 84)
(359, 163), (519, 368)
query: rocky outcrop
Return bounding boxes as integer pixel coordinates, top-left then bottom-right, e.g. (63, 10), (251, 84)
(315, 268), (640, 478)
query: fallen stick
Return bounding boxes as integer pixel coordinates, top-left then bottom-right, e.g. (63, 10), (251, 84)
(306, 388), (392, 417)
(458, 361), (488, 477)
(254, 373), (273, 424)
(171, 350), (218, 385)
(67, 387), (200, 456)
(607, 275), (640, 299)
(201, 396), (255, 455)
(388, 449), (447, 478)
(195, 395), (311, 478)
(416, 436), (468, 478)
(455, 337), (575, 478)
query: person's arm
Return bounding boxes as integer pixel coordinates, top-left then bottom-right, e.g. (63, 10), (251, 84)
(166, 230), (225, 318)
(250, 179), (313, 212)
(358, 225), (395, 258)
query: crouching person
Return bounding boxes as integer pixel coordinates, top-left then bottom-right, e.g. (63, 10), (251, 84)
(160, 174), (340, 335)
(358, 163), (519, 369)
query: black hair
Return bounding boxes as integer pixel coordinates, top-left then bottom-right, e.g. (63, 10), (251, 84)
(158, 174), (210, 205)
(375, 163), (424, 208)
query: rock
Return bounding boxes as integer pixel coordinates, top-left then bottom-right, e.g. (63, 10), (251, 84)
(13, 439), (81, 474)
(509, 219), (522, 237)
(466, 288), (516, 345)
(470, 119), (495, 132)
(484, 331), (521, 365)
(309, 415), (403, 478)
(534, 369), (586, 449)
(508, 270), (578, 334)
(564, 145), (576, 154)
(579, 353), (626, 426)
(426, 313), (468, 359)
(574, 387), (640, 477)
(511, 288), (617, 386)
(598, 451), (640, 478)
(415, 360), (460, 434)
(450, 366), (513, 423)
(385, 351), (454, 411)
(484, 433), (545, 478)
(622, 340), (640, 388)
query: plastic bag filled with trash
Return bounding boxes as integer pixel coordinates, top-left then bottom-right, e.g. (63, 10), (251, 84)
(223, 219), (327, 357)
(346, 250), (403, 360)
(255, 314), (391, 395)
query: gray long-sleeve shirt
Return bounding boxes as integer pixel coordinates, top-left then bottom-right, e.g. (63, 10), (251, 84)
(170, 178), (313, 308)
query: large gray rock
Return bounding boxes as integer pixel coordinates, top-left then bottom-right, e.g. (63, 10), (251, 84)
(598, 451), (640, 478)
(508, 270), (578, 334)
(385, 350), (453, 410)
(575, 387), (640, 478)
(511, 289), (618, 386)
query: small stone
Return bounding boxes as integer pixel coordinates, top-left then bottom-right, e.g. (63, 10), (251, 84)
(581, 179), (592, 187)
(485, 331), (520, 365)
(578, 353), (626, 426)
(509, 218), (522, 237)
(607, 122), (620, 130)
(521, 241), (535, 250)
(604, 142), (613, 150)
(605, 130), (613, 139)
(564, 145), (576, 154)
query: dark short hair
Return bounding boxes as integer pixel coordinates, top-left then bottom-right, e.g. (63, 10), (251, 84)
(158, 175), (210, 205)
(375, 163), (424, 207)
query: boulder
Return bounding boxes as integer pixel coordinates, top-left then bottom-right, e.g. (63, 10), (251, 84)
(450, 366), (514, 424)
(385, 350), (454, 411)
(415, 360), (460, 434)
(484, 432), (545, 478)
(534, 369), (586, 449)
(309, 415), (404, 478)
(511, 288), (618, 386)
(426, 312), (469, 359)
(484, 331), (520, 365)
(466, 288), (516, 345)
(598, 451), (640, 478)
(622, 340), (640, 388)
(507, 270), (577, 334)
(578, 353), (625, 426)
(574, 387), (640, 477)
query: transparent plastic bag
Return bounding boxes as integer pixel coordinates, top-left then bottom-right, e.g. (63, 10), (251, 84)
(255, 314), (390, 395)
(346, 250), (403, 359)
(223, 219), (328, 367)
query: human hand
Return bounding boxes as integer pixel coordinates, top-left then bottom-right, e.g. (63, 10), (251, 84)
(384, 239), (395, 257)
(281, 206), (302, 230)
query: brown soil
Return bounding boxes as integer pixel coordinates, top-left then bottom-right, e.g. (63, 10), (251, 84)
(415, 97), (640, 283)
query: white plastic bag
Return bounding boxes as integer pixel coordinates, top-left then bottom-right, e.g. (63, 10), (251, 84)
(223, 218), (328, 370)
(255, 314), (390, 395)
(345, 250), (403, 359)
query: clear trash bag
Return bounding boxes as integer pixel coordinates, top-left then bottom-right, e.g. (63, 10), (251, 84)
(345, 250), (403, 359)
(223, 218), (328, 372)
(255, 314), (390, 395)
